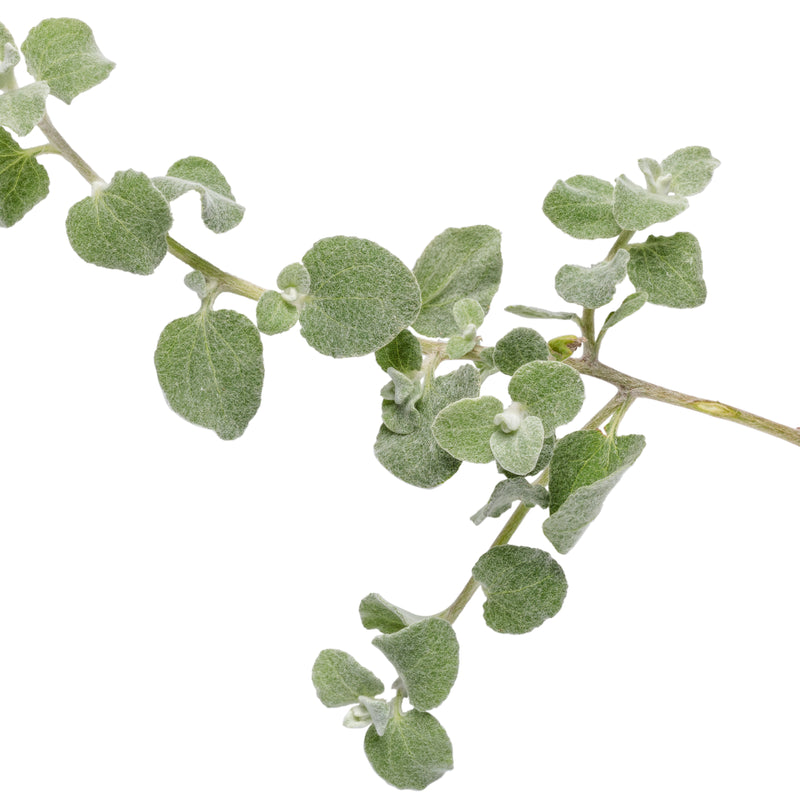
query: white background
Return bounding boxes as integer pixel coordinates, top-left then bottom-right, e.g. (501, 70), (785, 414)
(1, 2), (798, 798)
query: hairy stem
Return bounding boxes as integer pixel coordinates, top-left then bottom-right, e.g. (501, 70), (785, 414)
(37, 112), (104, 184)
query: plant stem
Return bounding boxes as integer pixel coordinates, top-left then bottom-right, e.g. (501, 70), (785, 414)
(569, 358), (800, 447)
(37, 112), (105, 184)
(438, 391), (630, 624)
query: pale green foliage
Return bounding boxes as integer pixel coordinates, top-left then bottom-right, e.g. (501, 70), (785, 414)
(446, 297), (484, 358)
(545, 430), (646, 553)
(276, 262), (311, 294)
(493, 327), (549, 375)
(508, 361), (585, 434)
(412, 225), (502, 337)
(0, 81), (48, 135)
(184, 270), (210, 298)
(490, 414), (545, 475)
(66, 170), (173, 274)
(311, 649), (384, 707)
(372, 618), (459, 711)
(555, 249), (630, 309)
(153, 157), (244, 234)
(0, 127), (49, 227)
(658, 146), (721, 196)
(542, 175), (622, 239)
(471, 477), (550, 525)
(255, 290), (298, 335)
(612, 173), (689, 231)
(351, 696), (392, 735)
(154, 308), (264, 440)
(375, 330), (422, 375)
(0, 23), (19, 92)
(431, 396), (503, 463)
(364, 708), (454, 790)
(374, 364), (481, 487)
(472, 545), (568, 634)
(299, 236), (421, 357)
(505, 304), (579, 323)
(598, 291), (648, 339)
(21, 18), (114, 104)
(380, 369), (422, 433)
(359, 594), (427, 634)
(627, 232), (706, 308)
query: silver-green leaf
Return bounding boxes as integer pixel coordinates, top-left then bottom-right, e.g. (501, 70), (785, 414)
(598, 291), (648, 339)
(0, 23), (20, 92)
(489, 415), (545, 476)
(660, 146), (720, 196)
(0, 81), (49, 136)
(21, 18), (114, 105)
(472, 545), (568, 634)
(471, 477), (550, 525)
(299, 236), (421, 358)
(311, 649), (384, 708)
(255, 290), (299, 335)
(154, 308), (264, 440)
(431, 396), (503, 464)
(359, 594), (427, 634)
(0, 127), (49, 227)
(364, 707), (453, 790)
(372, 618), (458, 711)
(493, 327), (549, 375)
(508, 361), (585, 434)
(66, 170), (173, 274)
(554, 249), (629, 309)
(153, 156), (244, 234)
(612, 174), (689, 231)
(542, 175), (622, 239)
(375, 330), (422, 375)
(505, 304), (581, 323)
(412, 225), (502, 337)
(626, 232), (706, 308)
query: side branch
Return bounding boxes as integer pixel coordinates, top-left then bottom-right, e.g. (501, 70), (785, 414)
(569, 358), (800, 448)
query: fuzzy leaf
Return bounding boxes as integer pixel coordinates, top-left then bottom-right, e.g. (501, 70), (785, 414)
(0, 127), (49, 227)
(554, 249), (629, 309)
(359, 594), (427, 634)
(0, 81), (49, 136)
(471, 477), (550, 525)
(154, 308), (264, 440)
(312, 649), (384, 708)
(660, 146), (720, 196)
(626, 232), (706, 308)
(153, 157), (244, 233)
(299, 236), (421, 357)
(545, 430), (646, 553)
(374, 364), (481, 488)
(412, 225), (502, 337)
(276, 262), (311, 294)
(364, 709), (453, 790)
(508, 361), (585, 434)
(21, 18), (114, 104)
(489, 415), (545, 476)
(372, 618), (458, 711)
(375, 330), (422, 375)
(473, 545), (567, 634)
(612, 174), (689, 231)
(66, 170), (173, 274)
(598, 291), (648, 338)
(542, 175), (622, 239)
(431, 396), (503, 464)
(255, 290), (298, 335)
(493, 327), (549, 375)
(505, 305), (580, 323)
(0, 23), (20, 92)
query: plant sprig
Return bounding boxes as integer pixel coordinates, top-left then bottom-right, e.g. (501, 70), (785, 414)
(2, 16), (798, 792)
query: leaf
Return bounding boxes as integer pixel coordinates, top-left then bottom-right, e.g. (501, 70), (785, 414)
(0, 127), (49, 227)
(255, 290), (298, 335)
(0, 81), (49, 136)
(372, 618), (458, 711)
(493, 327), (549, 376)
(298, 236), (421, 357)
(471, 477), (550, 525)
(412, 225), (502, 337)
(554, 249), (630, 309)
(544, 430), (646, 553)
(508, 361), (585, 434)
(21, 18), (114, 104)
(0, 23), (20, 92)
(276, 262), (311, 294)
(431, 396), (503, 463)
(598, 291), (648, 338)
(542, 175), (622, 239)
(375, 330), (422, 375)
(452, 297), (484, 329)
(660, 146), (720, 196)
(626, 232), (706, 308)
(66, 170), (173, 274)
(355, 697), (392, 736)
(359, 594), (427, 634)
(364, 708), (453, 790)
(612, 174), (689, 231)
(154, 308), (264, 440)
(311, 649), (384, 708)
(153, 156), (244, 233)
(374, 364), (481, 488)
(472, 545), (568, 634)
(505, 305), (580, 323)
(489, 415), (545, 475)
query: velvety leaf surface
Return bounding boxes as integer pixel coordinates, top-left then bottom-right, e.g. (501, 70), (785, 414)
(660, 146), (720, 196)
(598, 291), (648, 338)
(0, 127), (49, 227)
(471, 477), (550, 525)
(542, 175), (622, 239)
(375, 330), (422, 374)
(255, 290), (298, 335)
(489, 415), (545, 475)
(505, 305), (580, 323)
(311, 649), (384, 708)
(508, 361), (585, 434)
(431, 396), (503, 463)
(493, 327), (549, 375)
(0, 81), (48, 135)
(554, 249), (629, 309)
(359, 593), (427, 634)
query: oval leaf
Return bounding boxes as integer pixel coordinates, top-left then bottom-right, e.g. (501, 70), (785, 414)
(256, 290), (299, 335)
(542, 175), (622, 239)
(473, 545), (568, 634)
(660, 146), (720, 196)
(154, 308), (264, 440)
(359, 594), (427, 634)
(508, 361), (585, 434)
(431, 396), (503, 464)
(0, 81), (49, 136)
(554, 249), (630, 309)
(612, 174), (689, 231)
(0, 127), (49, 227)
(311, 649), (384, 708)
(493, 327), (549, 375)
(489, 414), (545, 475)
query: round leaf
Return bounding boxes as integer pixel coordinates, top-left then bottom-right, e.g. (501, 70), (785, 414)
(508, 361), (585, 433)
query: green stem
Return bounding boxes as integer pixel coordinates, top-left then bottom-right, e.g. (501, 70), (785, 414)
(37, 112), (105, 184)
(569, 358), (800, 448)
(438, 390), (630, 625)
